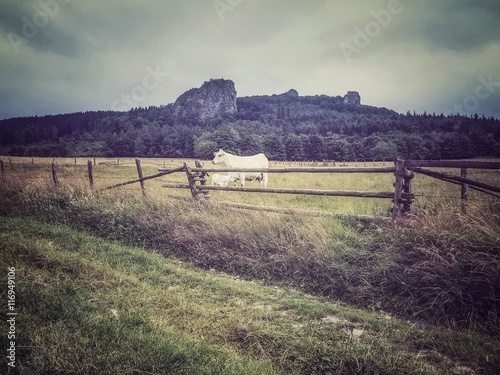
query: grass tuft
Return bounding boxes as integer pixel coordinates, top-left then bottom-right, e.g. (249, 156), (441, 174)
(376, 203), (500, 330)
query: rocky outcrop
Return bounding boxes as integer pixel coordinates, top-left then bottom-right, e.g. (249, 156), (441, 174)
(173, 79), (237, 119)
(343, 91), (361, 105)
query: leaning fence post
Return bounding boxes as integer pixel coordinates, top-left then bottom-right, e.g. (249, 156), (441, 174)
(184, 162), (199, 199)
(135, 158), (146, 196)
(52, 161), (59, 186)
(461, 168), (468, 214)
(87, 160), (94, 189)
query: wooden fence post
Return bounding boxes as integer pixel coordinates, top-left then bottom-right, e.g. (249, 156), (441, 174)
(184, 162), (199, 199)
(135, 158), (146, 196)
(87, 160), (94, 189)
(392, 160), (415, 217)
(52, 161), (59, 186)
(195, 160), (210, 200)
(182, 161), (210, 200)
(402, 168), (415, 214)
(461, 168), (468, 214)
(392, 159), (404, 218)
(0, 160), (5, 181)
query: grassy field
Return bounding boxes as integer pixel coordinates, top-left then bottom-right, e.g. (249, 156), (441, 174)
(1, 156), (499, 216)
(0, 156), (499, 374)
(1, 216), (499, 374)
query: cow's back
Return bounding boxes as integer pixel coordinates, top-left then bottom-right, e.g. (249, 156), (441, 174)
(226, 153), (268, 168)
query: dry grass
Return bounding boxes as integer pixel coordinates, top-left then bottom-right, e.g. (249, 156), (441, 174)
(3, 156), (498, 218)
(377, 202), (500, 329)
(4, 216), (500, 374)
(1, 175), (498, 335)
(1, 156), (499, 334)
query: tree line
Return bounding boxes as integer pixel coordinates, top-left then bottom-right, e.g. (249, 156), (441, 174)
(0, 93), (499, 161)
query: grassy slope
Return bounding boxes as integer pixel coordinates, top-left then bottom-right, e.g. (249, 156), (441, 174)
(1, 217), (499, 375)
(1, 179), (498, 330)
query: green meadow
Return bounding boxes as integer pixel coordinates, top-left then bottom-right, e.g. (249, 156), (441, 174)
(0, 157), (499, 374)
(2, 156), (498, 215)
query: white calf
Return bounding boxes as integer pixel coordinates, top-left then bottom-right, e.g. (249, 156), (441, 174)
(211, 174), (236, 187)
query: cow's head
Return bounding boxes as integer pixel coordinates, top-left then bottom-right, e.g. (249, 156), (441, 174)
(212, 149), (226, 164)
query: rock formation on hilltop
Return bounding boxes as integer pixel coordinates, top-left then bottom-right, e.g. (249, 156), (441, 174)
(173, 78), (237, 119)
(173, 78), (361, 120)
(343, 91), (361, 105)
(285, 89), (299, 97)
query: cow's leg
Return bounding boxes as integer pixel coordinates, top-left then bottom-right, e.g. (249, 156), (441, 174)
(257, 173), (263, 185)
(263, 173), (268, 188)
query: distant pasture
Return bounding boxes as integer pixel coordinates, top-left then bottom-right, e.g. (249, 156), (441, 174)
(1, 156), (498, 217)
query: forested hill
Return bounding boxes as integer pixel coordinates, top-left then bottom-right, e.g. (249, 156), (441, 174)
(0, 83), (499, 161)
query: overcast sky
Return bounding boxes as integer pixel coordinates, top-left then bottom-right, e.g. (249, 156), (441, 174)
(1, 0), (499, 120)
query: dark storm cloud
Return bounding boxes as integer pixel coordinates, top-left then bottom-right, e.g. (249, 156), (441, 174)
(0, 0), (499, 120)
(420, 0), (500, 52)
(0, 0), (80, 57)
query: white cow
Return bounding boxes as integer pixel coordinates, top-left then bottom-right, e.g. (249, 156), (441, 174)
(211, 173), (236, 187)
(212, 149), (269, 187)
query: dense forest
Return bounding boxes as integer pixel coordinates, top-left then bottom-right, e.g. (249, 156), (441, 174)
(0, 92), (499, 161)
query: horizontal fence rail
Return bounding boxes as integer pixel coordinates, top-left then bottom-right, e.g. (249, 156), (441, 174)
(189, 167), (396, 174)
(404, 160), (500, 169)
(412, 167), (500, 194)
(98, 165), (186, 192)
(162, 183), (410, 199)
(404, 159), (500, 213)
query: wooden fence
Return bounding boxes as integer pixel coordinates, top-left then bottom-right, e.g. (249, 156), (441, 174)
(159, 159), (500, 218)
(2, 157), (499, 219)
(403, 160), (500, 213)
(158, 160), (412, 219)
